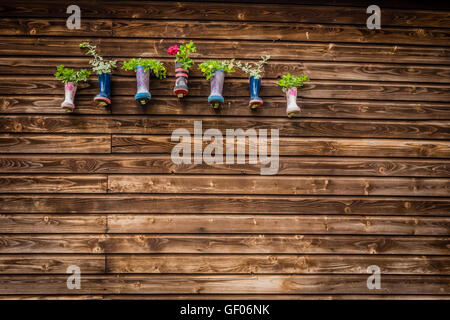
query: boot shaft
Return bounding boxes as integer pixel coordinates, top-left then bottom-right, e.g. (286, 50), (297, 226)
(210, 69), (224, 96)
(136, 65), (150, 93)
(97, 73), (111, 97)
(64, 82), (77, 102)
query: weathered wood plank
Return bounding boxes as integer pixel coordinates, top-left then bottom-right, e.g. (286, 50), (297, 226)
(1, 1), (448, 28)
(0, 134), (111, 153)
(2, 57), (450, 84)
(2, 77), (449, 102)
(1, 155), (448, 177)
(0, 214), (106, 233)
(108, 175), (450, 197)
(113, 135), (450, 158)
(0, 18), (112, 36)
(2, 116), (449, 140)
(107, 254), (450, 274)
(107, 214), (450, 235)
(0, 175), (107, 193)
(3, 96), (450, 120)
(1, 234), (447, 254)
(0, 37), (448, 64)
(0, 274), (447, 294)
(1, 18), (449, 46)
(1, 195), (448, 216)
(0, 235), (105, 253)
(0, 254), (105, 274)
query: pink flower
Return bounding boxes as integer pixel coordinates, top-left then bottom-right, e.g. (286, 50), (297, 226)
(168, 45), (179, 55)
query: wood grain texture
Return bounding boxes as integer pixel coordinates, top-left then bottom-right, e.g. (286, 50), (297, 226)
(0, 274), (447, 294)
(0, 37), (448, 64)
(1, 234), (447, 254)
(0, 175), (107, 193)
(106, 254), (450, 274)
(106, 214), (450, 235)
(2, 116), (449, 139)
(1, 195), (449, 216)
(112, 135), (450, 158)
(0, 134), (111, 153)
(2, 57), (450, 83)
(2, 77), (449, 102)
(0, 155), (448, 177)
(0, 214), (106, 233)
(1, 1), (448, 28)
(0, 254), (105, 274)
(1, 0), (449, 299)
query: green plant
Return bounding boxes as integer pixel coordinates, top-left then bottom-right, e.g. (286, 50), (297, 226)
(277, 73), (309, 92)
(122, 58), (167, 79)
(54, 64), (91, 85)
(236, 55), (270, 79)
(79, 42), (117, 74)
(198, 59), (236, 80)
(168, 41), (197, 70)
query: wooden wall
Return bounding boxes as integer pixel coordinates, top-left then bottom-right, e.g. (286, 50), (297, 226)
(0, 0), (449, 299)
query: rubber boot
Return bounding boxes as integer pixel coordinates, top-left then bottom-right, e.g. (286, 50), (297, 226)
(61, 82), (77, 112)
(134, 65), (151, 105)
(249, 76), (263, 109)
(286, 87), (300, 118)
(173, 61), (189, 98)
(94, 73), (111, 106)
(208, 69), (224, 109)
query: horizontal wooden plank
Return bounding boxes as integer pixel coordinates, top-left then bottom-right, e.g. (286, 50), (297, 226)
(113, 136), (450, 158)
(1, 155), (448, 177)
(107, 214), (450, 235)
(1, 195), (448, 215)
(2, 77), (449, 102)
(107, 254), (450, 274)
(2, 1), (448, 28)
(0, 37), (448, 64)
(3, 57), (450, 83)
(112, 20), (450, 46)
(2, 116), (449, 140)
(0, 134), (111, 153)
(0, 254), (104, 274)
(0, 274), (447, 294)
(3, 96), (450, 120)
(1, 234), (447, 254)
(2, 18), (449, 46)
(0, 18), (112, 36)
(0, 175), (107, 193)
(0, 214), (106, 233)
(108, 175), (450, 197)
(0, 235), (105, 253)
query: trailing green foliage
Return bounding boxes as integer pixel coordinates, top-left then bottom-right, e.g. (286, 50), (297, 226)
(198, 59), (236, 80)
(122, 58), (167, 79)
(79, 42), (117, 75)
(54, 64), (91, 85)
(277, 73), (309, 92)
(236, 55), (270, 79)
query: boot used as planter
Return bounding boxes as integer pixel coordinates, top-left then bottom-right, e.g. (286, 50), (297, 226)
(168, 41), (196, 99)
(249, 76), (263, 109)
(199, 59), (235, 109)
(285, 87), (300, 118)
(277, 73), (309, 118)
(208, 69), (225, 109)
(61, 82), (77, 111)
(54, 64), (90, 112)
(80, 42), (117, 107)
(94, 72), (112, 106)
(122, 58), (167, 105)
(173, 61), (189, 98)
(236, 55), (270, 109)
